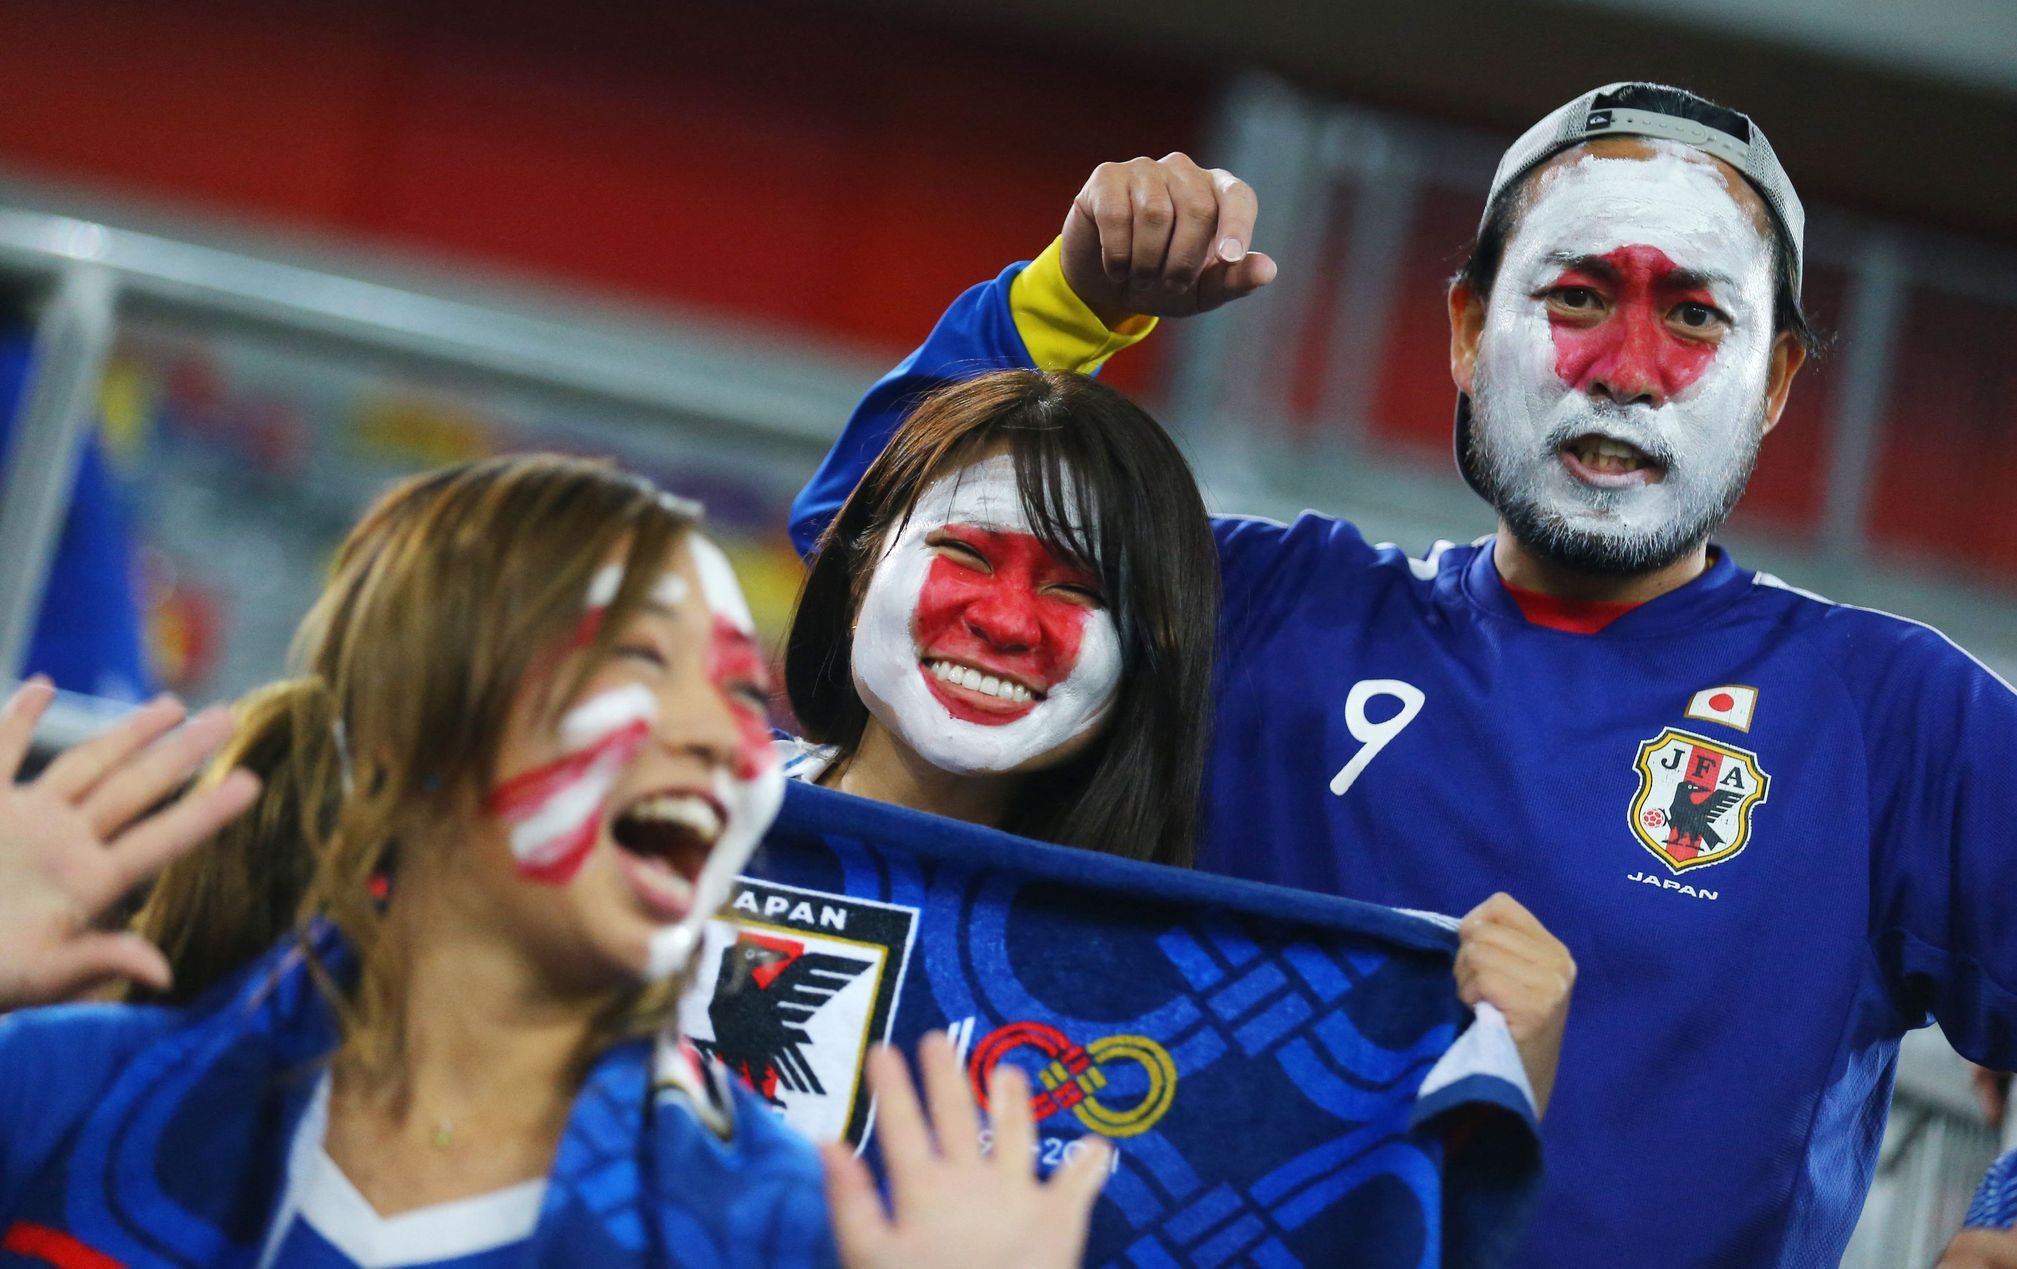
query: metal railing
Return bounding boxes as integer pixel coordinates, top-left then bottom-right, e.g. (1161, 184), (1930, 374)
(0, 175), (880, 749)
(7, 81), (2017, 711)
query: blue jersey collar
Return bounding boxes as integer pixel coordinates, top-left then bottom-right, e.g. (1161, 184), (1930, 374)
(1460, 535), (1750, 637)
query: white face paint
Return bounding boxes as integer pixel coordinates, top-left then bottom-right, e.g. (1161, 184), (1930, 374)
(490, 565), (694, 883)
(1470, 141), (1778, 571)
(850, 454), (1122, 777)
(585, 562), (689, 610)
(645, 534), (784, 983)
(491, 548), (783, 981)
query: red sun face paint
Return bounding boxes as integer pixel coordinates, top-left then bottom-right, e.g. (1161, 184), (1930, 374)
(1545, 245), (1720, 404)
(852, 455), (1123, 777)
(911, 527), (1097, 727)
(1467, 143), (1778, 549)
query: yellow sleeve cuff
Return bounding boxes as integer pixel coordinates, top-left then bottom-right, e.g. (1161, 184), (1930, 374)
(1008, 237), (1157, 374)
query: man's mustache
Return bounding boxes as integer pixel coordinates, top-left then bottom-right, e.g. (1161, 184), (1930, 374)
(1540, 403), (1679, 470)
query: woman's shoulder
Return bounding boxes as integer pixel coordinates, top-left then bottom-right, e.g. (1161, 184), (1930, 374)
(0, 997), (182, 1087)
(0, 937), (334, 1184)
(0, 999), (184, 1189)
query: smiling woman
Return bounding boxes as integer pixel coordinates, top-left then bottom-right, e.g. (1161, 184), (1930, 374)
(783, 370), (1219, 868)
(0, 454), (1113, 1266)
(128, 456), (779, 1012)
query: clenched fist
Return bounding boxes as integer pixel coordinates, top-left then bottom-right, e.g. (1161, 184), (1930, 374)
(1062, 152), (1278, 326)
(1456, 892), (1576, 1120)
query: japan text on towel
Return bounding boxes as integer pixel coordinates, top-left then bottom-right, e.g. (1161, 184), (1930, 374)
(682, 780), (1541, 1268)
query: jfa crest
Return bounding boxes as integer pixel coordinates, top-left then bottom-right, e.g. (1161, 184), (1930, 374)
(678, 878), (918, 1148)
(1628, 728), (1770, 873)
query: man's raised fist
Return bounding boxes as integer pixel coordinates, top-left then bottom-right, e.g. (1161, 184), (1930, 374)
(1061, 152), (1278, 326)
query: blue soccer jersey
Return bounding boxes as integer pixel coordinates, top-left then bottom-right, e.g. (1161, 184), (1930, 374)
(0, 935), (837, 1268)
(789, 248), (2017, 1267)
(1969, 1148), (2017, 1230)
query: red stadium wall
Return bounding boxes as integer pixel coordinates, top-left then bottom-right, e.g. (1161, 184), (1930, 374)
(3, 0), (2015, 589)
(0, 0), (1200, 393)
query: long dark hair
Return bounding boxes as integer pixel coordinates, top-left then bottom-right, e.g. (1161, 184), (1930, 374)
(785, 370), (1218, 868)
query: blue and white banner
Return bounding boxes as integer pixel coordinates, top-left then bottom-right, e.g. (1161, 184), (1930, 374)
(685, 782), (1541, 1267)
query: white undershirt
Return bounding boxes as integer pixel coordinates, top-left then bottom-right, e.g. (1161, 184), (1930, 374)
(258, 1073), (547, 1268)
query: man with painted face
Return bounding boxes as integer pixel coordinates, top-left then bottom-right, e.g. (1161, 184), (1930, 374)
(792, 83), (2017, 1264)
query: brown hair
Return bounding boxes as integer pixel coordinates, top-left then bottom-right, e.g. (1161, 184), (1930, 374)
(785, 370), (1218, 868)
(130, 453), (699, 1076)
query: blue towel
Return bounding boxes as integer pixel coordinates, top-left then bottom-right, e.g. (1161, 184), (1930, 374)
(684, 780), (1541, 1268)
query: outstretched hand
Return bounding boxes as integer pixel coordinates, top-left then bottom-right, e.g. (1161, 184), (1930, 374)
(1061, 152), (1278, 326)
(1457, 892), (1576, 1120)
(822, 1031), (1111, 1268)
(0, 678), (258, 1009)
(1939, 1227), (2017, 1268)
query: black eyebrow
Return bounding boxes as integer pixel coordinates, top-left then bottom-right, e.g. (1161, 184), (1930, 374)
(1540, 251), (1733, 293)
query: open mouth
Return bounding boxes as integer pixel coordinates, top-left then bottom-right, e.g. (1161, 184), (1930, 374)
(919, 656), (1044, 725)
(1560, 434), (1664, 487)
(610, 790), (725, 922)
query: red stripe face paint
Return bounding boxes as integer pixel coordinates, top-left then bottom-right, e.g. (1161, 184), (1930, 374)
(648, 535), (786, 983)
(1466, 141), (1777, 558)
(487, 566), (688, 887)
(1545, 245), (1720, 402)
(483, 545), (786, 987)
(706, 614), (773, 779)
(851, 454), (1122, 776)
(488, 686), (657, 885)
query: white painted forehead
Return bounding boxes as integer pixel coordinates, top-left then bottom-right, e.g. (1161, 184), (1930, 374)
(585, 562), (688, 610)
(1514, 141), (1767, 260)
(904, 452), (1086, 535)
(685, 534), (755, 634)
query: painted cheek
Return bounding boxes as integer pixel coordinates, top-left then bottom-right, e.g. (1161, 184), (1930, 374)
(705, 616), (775, 780)
(914, 532), (1089, 681)
(1549, 245), (1717, 401)
(487, 719), (653, 885)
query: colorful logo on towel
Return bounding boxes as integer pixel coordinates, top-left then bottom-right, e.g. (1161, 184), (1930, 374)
(680, 879), (919, 1147)
(967, 1020), (1178, 1138)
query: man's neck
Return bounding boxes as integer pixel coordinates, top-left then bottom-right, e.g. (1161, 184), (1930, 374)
(1492, 523), (1712, 605)
(830, 720), (1016, 830)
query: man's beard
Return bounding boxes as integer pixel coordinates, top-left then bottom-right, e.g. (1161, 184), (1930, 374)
(1466, 379), (1765, 577)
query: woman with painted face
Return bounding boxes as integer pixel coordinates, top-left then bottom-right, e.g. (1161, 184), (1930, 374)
(0, 455), (1108, 1267)
(782, 369), (1219, 868)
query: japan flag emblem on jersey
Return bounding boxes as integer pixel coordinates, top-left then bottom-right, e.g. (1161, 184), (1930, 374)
(1684, 685), (1758, 732)
(1629, 728), (1772, 874)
